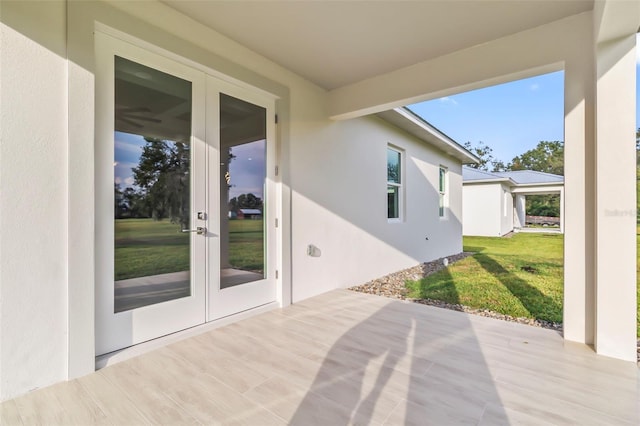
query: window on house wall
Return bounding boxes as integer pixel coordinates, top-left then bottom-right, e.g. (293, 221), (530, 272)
(439, 166), (447, 217)
(503, 189), (508, 217)
(387, 146), (402, 220)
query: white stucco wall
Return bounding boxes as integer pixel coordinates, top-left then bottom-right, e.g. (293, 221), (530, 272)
(462, 183), (503, 236)
(0, 0), (69, 399)
(291, 116), (463, 302)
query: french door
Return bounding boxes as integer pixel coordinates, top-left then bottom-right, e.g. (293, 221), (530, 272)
(95, 33), (277, 356)
(206, 81), (278, 321)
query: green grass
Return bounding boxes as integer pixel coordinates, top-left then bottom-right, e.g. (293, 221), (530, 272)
(115, 218), (264, 280)
(637, 226), (640, 337)
(228, 219), (264, 272)
(408, 231), (640, 336)
(407, 233), (564, 323)
(115, 219), (189, 280)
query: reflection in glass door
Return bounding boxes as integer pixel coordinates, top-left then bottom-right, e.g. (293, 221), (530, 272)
(220, 94), (267, 289)
(113, 56), (193, 312)
(208, 83), (276, 321)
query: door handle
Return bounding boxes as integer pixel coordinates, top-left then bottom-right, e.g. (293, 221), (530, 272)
(181, 226), (207, 235)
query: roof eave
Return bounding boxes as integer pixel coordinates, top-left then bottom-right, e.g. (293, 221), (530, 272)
(463, 177), (514, 185)
(376, 107), (480, 164)
(514, 181), (564, 187)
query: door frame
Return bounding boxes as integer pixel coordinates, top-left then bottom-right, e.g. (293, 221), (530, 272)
(94, 30), (282, 356)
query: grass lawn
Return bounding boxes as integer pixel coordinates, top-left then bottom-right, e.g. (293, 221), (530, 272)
(407, 233), (565, 324)
(115, 219), (189, 281)
(115, 218), (264, 280)
(407, 231), (640, 337)
(228, 219), (265, 272)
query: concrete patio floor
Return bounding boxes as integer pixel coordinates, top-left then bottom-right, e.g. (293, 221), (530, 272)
(1, 289), (638, 425)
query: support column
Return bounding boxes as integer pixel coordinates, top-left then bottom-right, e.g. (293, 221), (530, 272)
(514, 194), (526, 228)
(563, 34), (595, 346)
(593, 34), (637, 361)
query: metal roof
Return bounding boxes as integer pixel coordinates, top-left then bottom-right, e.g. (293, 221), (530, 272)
(492, 170), (564, 185)
(462, 167), (510, 182)
(462, 166), (564, 186)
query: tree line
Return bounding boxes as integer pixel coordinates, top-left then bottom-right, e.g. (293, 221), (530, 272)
(464, 140), (563, 175)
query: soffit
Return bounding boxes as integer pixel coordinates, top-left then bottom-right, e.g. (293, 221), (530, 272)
(376, 108), (478, 164)
(161, 0), (593, 90)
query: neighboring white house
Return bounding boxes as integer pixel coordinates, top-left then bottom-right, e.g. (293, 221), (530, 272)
(0, 0), (637, 401)
(463, 167), (564, 237)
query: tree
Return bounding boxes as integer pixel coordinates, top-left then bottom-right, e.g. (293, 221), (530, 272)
(509, 140), (564, 175)
(526, 195), (560, 217)
(132, 137), (190, 228)
(122, 187), (149, 219)
(114, 183), (126, 219)
(229, 193), (263, 212)
(463, 141), (506, 171)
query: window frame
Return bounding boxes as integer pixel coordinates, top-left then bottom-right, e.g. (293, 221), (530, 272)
(387, 145), (404, 222)
(503, 189), (509, 217)
(438, 166), (448, 218)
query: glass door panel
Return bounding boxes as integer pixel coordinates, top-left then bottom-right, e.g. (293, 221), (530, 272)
(114, 56), (192, 312)
(208, 82), (276, 321)
(220, 93), (267, 289)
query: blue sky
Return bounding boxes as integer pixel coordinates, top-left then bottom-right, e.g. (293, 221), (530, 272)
(408, 37), (640, 164)
(408, 71), (565, 164)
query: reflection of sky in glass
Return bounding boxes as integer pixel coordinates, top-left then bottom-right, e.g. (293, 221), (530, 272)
(114, 131), (146, 188)
(228, 140), (266, 200)
(115, 132), (266, 200)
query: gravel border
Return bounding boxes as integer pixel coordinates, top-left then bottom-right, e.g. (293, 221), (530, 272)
(349, 253), (640, 363)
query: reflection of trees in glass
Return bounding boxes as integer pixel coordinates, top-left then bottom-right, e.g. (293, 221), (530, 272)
(115, 183), (149, 219)
(387, 163), (399, 183)
(229, 193), (263, 212)
(114, 137), (190, 228)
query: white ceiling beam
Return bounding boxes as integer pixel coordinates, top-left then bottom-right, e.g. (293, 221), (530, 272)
(327, 12), (591, 120)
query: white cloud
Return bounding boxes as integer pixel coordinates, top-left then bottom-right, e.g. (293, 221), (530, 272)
(115, 139), (143, 154)
(439, 96), (458, 106)
(530, 83), (540, 91)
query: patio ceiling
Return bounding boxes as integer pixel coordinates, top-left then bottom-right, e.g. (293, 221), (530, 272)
(161, 0), (594, 90)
